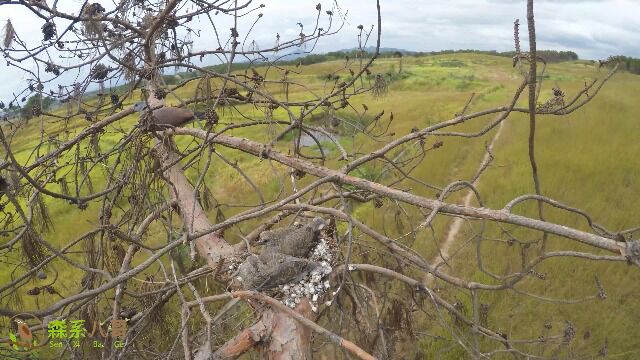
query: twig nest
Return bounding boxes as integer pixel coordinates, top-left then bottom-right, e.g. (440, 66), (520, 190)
(236, 218), (339, 311)
(277, 231), (338, 311)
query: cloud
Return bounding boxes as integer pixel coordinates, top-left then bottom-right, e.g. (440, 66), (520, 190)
(1, 0), (638, 101)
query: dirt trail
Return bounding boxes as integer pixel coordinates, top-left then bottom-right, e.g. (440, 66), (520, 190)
(425, 119), (506, 285)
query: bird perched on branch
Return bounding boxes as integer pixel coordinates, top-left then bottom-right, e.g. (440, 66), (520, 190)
(134, 102), (203, 130)
(258, 217), (326, 258)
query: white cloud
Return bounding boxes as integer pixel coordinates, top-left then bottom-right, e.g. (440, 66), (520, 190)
(1, 0), (638, 101)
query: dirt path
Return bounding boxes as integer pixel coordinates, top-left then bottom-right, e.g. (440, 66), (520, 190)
(425, 119), (506, 284)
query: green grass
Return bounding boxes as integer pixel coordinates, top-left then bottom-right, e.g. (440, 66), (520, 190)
(2, 52), (639, 358)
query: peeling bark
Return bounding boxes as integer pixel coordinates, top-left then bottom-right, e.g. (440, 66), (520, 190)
(262, 300), (314, 360)
(206, 314), (271, 360)
(159, 144), (236, 267)
(157, 140), (316, 359)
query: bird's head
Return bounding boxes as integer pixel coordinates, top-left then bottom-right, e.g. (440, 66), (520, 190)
(309, 217), (326, 232)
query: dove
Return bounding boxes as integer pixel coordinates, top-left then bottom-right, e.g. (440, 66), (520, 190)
(134, 102), (202, 130)
(235, 252), (319, 290)
(258, 217), (325, 258)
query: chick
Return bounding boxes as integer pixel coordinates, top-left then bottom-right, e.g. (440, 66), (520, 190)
(258, 217), (325, 258)
(235, 252), (319, 290)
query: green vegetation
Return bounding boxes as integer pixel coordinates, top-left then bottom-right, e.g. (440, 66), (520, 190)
(2, 52), (639, 358)
(604, 55), (640, 74)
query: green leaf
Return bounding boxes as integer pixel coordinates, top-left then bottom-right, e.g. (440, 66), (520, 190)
(9, 332), (17, 343)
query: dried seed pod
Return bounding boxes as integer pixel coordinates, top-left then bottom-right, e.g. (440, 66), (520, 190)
(86, 3), (105, 16)
(599, 338), (609, 357)
(373, 198), (383, 208)
(31, 104), (41, 117)
(27, 287), (41, 296)
(165, 14), (179, 29)
(595, 275), (607, 300)
(479, 303), (490, 327)
(153, 87), (167, 100)
(45, 63), (60, 76)
(372, 74), (388, 98)
(204, 108), (219, 124)
(0, 175), (11, 194)
(292, 169), (306, 179)
(41, 21), (56, 41)
(91, 63), (109, 80)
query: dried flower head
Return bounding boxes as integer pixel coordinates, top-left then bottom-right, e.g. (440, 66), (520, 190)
(153, 87), (167, 100)
(81, 3), (106, 36)
(41, 21), (56, 41)
(45, 63), (61, 76)
(91, 63), (109, 80)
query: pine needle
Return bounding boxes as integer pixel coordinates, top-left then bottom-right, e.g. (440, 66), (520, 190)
(32, 192), (54, 232)
(21, 230), (48, 269)
(2, 20), (15, 49)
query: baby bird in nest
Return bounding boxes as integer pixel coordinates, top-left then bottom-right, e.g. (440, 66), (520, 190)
(236, 252), (320, 290)
(234, 217), (326, 290)
(257, 217), (326, 258)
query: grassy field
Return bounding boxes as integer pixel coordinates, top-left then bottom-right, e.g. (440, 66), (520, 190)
(2, 52), (639, 358)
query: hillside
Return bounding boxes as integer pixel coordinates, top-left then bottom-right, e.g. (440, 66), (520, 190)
(2, 52), (639, 358)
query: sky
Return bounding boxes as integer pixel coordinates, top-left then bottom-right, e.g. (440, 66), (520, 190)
(0, 0), (639, 102)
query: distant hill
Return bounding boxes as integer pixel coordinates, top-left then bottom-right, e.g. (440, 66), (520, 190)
(336, 47), (418, 55)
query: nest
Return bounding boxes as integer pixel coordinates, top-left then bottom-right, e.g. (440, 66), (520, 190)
(278, 234), (338, 311)
(232, 218), (340, 312)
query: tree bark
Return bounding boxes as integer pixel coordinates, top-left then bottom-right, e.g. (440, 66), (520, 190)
(169, 127), (627, 257)
(158, 140), (316, 359)
(261, 300), (314, 360)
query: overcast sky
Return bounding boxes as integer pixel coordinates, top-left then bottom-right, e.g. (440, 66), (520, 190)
(1, 0), (638, 102)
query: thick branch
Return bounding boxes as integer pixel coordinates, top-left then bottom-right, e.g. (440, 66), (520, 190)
(158, 141), (236, 267)
(169, 128), (627, 257)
